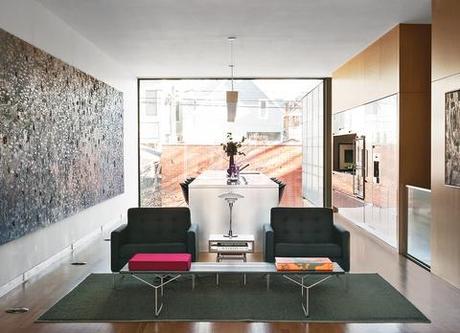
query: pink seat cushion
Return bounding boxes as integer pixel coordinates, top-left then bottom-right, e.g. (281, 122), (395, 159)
(128, 253), (192, 271)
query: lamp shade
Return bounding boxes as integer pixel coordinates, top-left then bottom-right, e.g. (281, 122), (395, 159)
(226, 90), (238, 122)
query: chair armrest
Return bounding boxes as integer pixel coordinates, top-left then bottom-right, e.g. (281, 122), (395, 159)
(111, 224), (128, 272)
(263, 223), (275, 263)
(187, 224), (199, 261)
(333, 224), (350, 272)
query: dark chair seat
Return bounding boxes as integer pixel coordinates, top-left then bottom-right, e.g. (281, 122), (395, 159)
(275, 242), (342, 258)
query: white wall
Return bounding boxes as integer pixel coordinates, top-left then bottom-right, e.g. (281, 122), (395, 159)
(0, 0), (138, 291)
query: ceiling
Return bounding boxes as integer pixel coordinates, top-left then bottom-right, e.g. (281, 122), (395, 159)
(36, 0), (431, 78)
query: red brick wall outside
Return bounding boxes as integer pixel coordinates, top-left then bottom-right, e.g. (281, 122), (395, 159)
(145, 144), (303, 207)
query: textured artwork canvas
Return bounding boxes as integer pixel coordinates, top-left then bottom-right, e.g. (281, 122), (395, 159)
(445, 89), (460, 187)
(0, 28), (124, 245)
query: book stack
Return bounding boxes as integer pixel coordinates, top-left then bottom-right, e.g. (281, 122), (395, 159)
(275, 257), (333, 271)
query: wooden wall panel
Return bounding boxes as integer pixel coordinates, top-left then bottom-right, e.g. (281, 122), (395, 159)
(432, 0), (460, 81)
(398, 23), (432, 191)
(399, 93), (431, 189)
(431, 0), (460, 289)
(332, 26), (399, 113)
(399, 25), (431, 93)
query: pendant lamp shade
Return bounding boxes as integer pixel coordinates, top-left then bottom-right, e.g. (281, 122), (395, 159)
(226, 90), (238, 122)
(226, 36), (238, 122)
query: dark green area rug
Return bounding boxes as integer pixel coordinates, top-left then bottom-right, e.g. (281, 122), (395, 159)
(38, 273), (429, 323)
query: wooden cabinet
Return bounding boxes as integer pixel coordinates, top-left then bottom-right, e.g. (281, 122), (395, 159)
(332, 24), (431, 252)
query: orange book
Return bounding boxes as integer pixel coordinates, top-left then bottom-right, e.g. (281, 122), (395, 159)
(275, 257), (333, 271)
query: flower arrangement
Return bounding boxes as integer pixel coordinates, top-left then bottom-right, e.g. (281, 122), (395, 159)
(221, 132), (245, 177)
(221, 132), (246, 157)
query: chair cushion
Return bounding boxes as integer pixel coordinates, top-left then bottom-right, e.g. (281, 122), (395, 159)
(271, 208), (334, 243)
(275, 242), (342, 258)
(120, 243), (187, 264)
(128, 253), (191, 271)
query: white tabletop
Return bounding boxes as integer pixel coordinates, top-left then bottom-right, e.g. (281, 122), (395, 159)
(189, 170), (277, 188)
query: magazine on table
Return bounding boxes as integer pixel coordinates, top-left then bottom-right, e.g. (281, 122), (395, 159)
(275, 257), (333, 271)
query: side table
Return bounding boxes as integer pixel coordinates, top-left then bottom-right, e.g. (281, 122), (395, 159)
(208, 234), (255, 262)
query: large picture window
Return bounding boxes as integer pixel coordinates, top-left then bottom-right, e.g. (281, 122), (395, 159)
(138, 79), (324, 207)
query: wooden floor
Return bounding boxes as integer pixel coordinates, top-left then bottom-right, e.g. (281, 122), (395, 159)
(1, 214), (459, 333)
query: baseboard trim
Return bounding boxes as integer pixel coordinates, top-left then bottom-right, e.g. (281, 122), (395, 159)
(22, 244), (73, 282)
(0, 216), (123, 299)
(0, 275), (24, 300)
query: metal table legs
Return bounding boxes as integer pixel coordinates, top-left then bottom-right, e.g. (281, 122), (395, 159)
(128, 273), (183, 316)
(282, 274), (342, 317)
(116, 271), (346, 318)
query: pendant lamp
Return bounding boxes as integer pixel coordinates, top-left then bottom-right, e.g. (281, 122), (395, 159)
(226, 37), (238, 122)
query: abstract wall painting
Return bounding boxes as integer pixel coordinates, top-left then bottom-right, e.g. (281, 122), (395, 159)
(445, 89), (460, 188)
(0, 28), (124, 245)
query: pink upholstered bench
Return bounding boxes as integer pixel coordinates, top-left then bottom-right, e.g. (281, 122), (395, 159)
(128, 253), (192, 271)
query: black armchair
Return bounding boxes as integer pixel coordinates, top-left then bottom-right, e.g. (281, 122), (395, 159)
(263, 207), (350, 271)
(111, 207), (198, 272)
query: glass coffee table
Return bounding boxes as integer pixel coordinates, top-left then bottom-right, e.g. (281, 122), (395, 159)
(119, 261), (345, 317)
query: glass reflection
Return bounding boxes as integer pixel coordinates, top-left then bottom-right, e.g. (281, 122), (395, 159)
(332, 94), (398, 246)
(407, 186), (431, 266)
